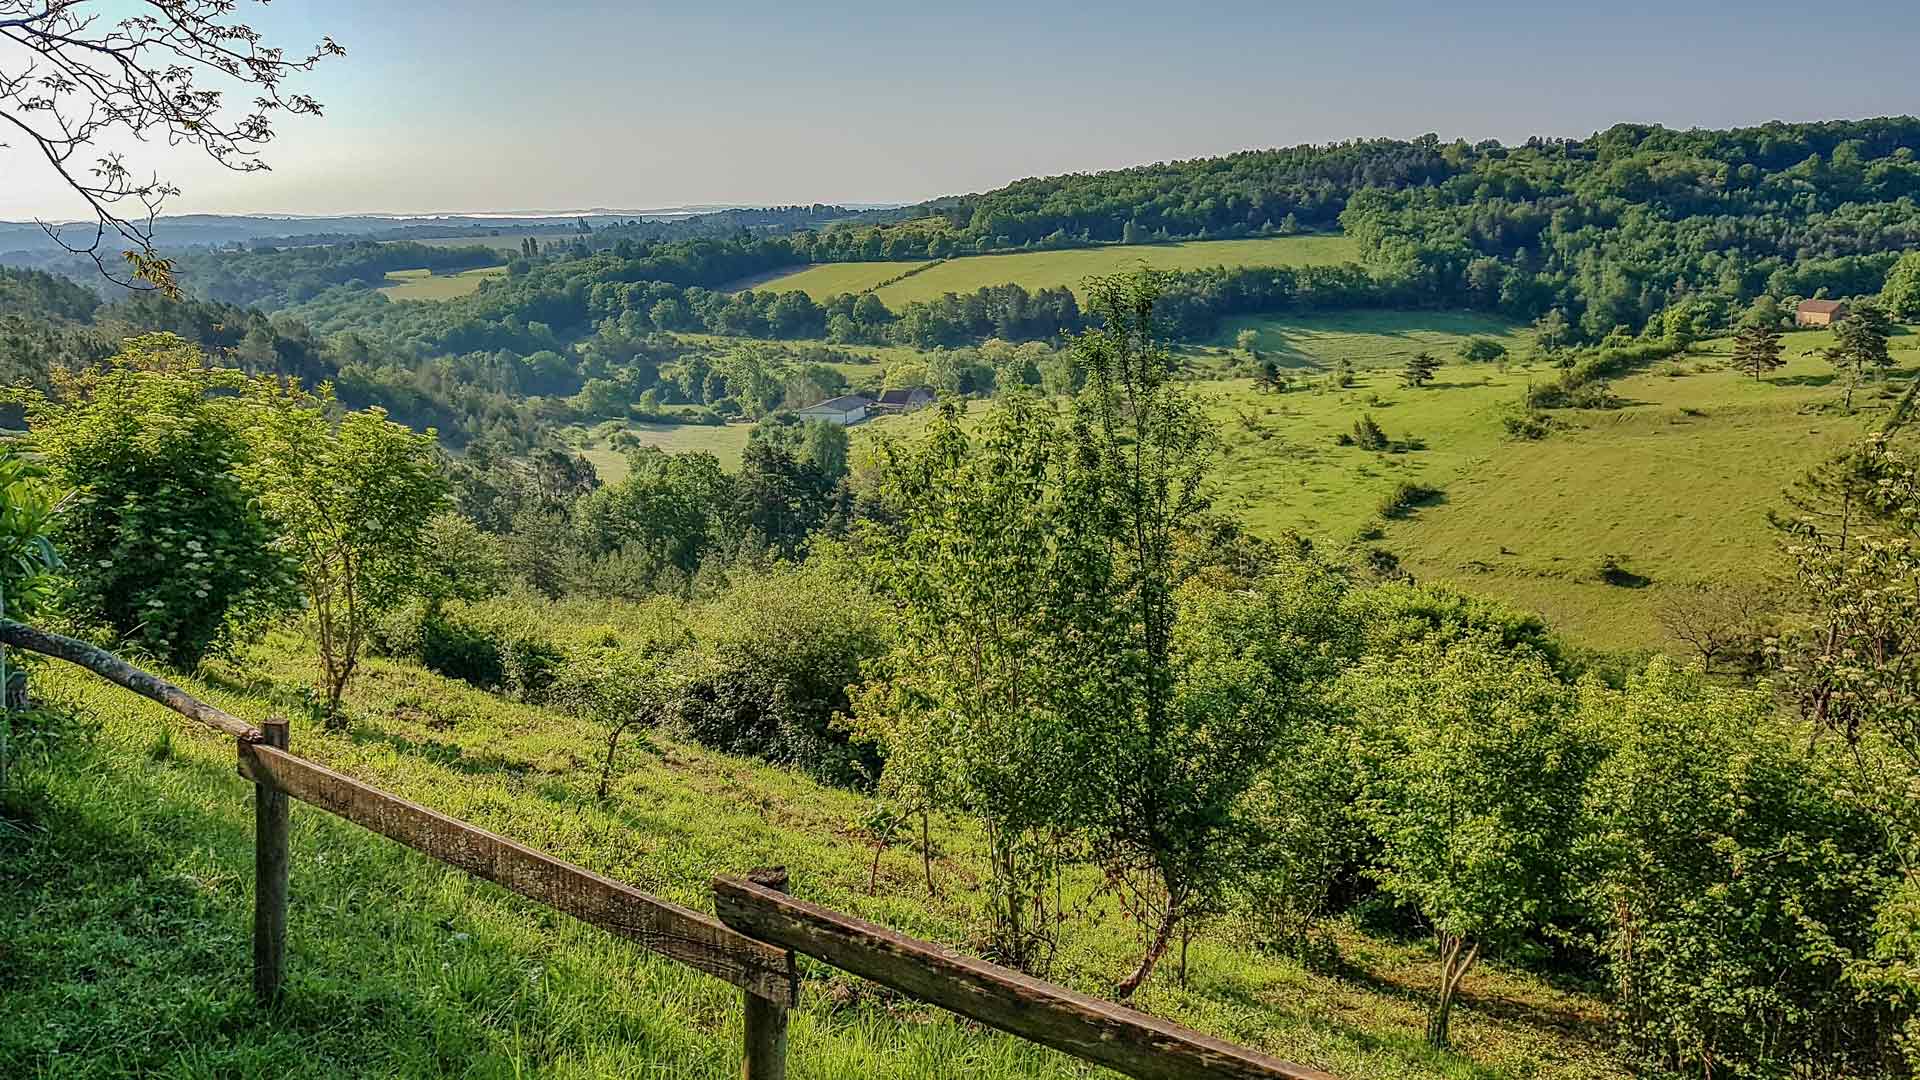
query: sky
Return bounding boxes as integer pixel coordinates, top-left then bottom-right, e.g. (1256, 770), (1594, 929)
(6, 0), (1920, 219)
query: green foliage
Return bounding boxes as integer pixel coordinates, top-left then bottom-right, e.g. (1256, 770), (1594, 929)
(672, 558), (889, 786)
(243, 383), (451, 724)
(1400, 351), (1439, 388)
(572, 448), (733, 593)
(854, 393), (1097, 968)
(1343, 636), (1591, 1048)
(1348, 413), (1390, 451)
(1822, 300), (1896, 409)
(0, 447), (62, 626)
(17, 335), (296, 667)
(1882, 250), (1920, 321)
(1501, 408), (1552, 440)
(416, 512), (511, 603)
(1377, 481), (1440, 519)
(0, 446), (62, 792)
(1580, 660), (1900, 1076)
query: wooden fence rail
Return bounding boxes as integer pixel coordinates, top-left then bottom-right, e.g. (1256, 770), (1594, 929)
(3, 619), (1330, 1080)
(714, 876), (1336, 1080)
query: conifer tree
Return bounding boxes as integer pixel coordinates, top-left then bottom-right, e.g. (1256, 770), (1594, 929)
(1402, 351), (1439, 388)
(1822, 302), (1895, 410)
(1730, 323), (1785, 381)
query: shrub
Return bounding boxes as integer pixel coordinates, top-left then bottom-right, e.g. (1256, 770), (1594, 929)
(18, 337), (296, 667)
(1581, 661), (1901, 1077)
(374, 599), (562, 701)
(1457, 336), (1508, 363)
(1377, 481), (1440, 518)
(1502, 410), (1553, 440)
(670, 560), (889, 785)
(1349, 414), (1389, 451)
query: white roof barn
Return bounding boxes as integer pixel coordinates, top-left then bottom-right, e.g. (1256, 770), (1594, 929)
(795, 394), (871, 425)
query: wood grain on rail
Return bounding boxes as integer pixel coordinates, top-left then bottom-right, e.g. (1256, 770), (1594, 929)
(713, 876), (1336, 1080)
(240, 741), (795, 1004)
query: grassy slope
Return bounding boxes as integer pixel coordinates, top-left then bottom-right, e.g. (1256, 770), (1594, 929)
(378, 265), (509, 301)
(1186, 319), (1917, 650)
(0, 635), (1619, 1079)
(1385, 330), (1916, 650)
(748, 236), (1359, 303)
(1217, 311), (1530, 370)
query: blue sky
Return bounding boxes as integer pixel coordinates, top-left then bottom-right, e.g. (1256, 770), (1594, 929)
(8, 0), (1920, 217)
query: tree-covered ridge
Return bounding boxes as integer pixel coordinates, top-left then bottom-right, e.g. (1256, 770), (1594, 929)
(916, 137), (1460, 244)
(796, 118), (1920, 339)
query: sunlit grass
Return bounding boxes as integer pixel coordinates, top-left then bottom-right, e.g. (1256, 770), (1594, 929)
(0, 634), (1622, 1078)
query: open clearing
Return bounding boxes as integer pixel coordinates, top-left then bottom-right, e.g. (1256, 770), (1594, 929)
(746, 234), (1359, 303)
(1212, 309), (1531, 369)
(575, 421), (756, 482)
(377, 265), (507, 301)
(1, 631), (1621, 1079)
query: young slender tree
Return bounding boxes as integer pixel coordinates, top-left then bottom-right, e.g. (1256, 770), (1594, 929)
(851, 395), (1102, 971)
(242, 384), (450, 727)
(1822, 301), (1896, 410)
(1344, 636), (1588, 1049)
(1730, 322), (1785, 381)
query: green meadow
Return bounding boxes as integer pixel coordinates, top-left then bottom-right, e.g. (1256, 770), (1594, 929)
(0, 631), (1621, 1079)
(1191, 320), (1918, 650)
(378, 265), (508, 301)
(574, 421), (757, 482)
(747, 235), (1360, 303)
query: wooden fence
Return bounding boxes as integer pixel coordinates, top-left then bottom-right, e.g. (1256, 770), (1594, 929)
(1, 620), (1335, 1080)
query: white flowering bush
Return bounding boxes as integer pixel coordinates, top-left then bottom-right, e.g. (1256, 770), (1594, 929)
(15, 335), (297, 666)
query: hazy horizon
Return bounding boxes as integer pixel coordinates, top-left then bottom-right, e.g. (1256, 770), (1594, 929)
(5, 0), (1919, 221)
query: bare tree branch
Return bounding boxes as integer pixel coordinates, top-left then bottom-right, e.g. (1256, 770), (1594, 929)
(0, 0), (343, 295)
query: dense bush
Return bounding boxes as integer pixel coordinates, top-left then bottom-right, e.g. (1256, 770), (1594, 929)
(670, 559), (889, 786)
(17, 336), (297, 666)
(1581, 661), (1902, 1075)
(377, 598), (565, 702)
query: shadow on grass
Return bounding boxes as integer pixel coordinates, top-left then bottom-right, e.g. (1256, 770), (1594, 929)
(1316, 951), (1613, 1053)
(350, 727), (533, 778)
(1769, 372), (1839, 388)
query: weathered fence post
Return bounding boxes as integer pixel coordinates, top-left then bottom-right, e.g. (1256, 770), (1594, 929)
(253, 716), (290, 1004)
(741, 866), (792, 1080)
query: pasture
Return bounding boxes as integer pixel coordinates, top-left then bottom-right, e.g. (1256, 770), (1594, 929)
(1211, 309), (1530, 369)
(377, 265), (507, 301)
(1190, 320), (1916, 650)
(0, 630), (1621, 1079)
(574, 421), (756, 482)
(1383, 328), (1915, 649)
(746, 234), (1360, 303)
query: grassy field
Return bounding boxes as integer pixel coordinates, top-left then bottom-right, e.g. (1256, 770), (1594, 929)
(1181, 319), (1917, 650)
(378, 265), (508, 301)
(0, 631), (1622, 1079)
(1381, 329), (1916, 649)
(1212, 310), (1531, 370)
(748, 235), (1359, 304)
(575, 422), (757, 482)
